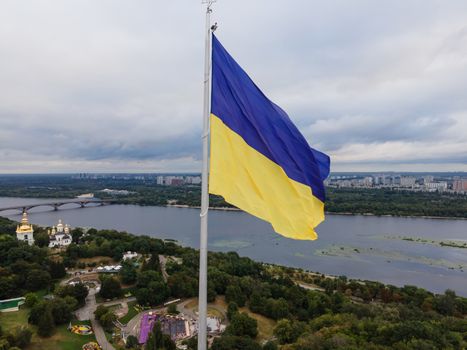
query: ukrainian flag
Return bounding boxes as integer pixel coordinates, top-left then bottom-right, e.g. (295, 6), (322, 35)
(209, 35), (330, 240)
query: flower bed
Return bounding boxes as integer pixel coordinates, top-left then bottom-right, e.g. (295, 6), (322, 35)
(82, 342), (100, 350)
(71, 325), (93, 335)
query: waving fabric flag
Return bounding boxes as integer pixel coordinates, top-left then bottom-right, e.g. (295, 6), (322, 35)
(209, 34), (330, 240)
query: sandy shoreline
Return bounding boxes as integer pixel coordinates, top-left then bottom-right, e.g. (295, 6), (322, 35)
(165, 204), (467, 221)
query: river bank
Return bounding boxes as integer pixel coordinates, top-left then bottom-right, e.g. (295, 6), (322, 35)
(1, 183), (467, 220)
(167, 203), (467, 221)
(1, 196), (467, 296)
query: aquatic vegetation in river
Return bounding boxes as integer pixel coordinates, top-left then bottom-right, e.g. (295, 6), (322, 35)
(315, 244), (466, 271)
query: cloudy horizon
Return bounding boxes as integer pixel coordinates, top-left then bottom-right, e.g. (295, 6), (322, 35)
(1, 0), (467, 174)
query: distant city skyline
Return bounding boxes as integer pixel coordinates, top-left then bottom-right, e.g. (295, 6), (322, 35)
(1, 1), (467, 173)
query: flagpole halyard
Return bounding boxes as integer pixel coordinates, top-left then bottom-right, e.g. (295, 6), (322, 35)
(198, 1), (215, 349)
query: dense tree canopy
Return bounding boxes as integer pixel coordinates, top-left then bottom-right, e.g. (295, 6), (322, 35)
(0, 214), (466, 349)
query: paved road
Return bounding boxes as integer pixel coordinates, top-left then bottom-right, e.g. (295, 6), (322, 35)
(297, 282), (325, 292)
(76, 291), (136, 321)
(91, 318), (115, 350)
(102, 296), (136, 307)
(158, 255), (169, 282)
(76, 288), (98, 321)
(75, 288), (116, 350)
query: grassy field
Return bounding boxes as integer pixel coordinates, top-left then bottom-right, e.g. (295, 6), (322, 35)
(118, 300), (139, 324)
(239, 307), (276, 342)
(31, 320), (97, 350)
(185, 299), (198, 309)
(0, 307), (29, 331)
(185, 297), (227, 321)
(0, 308), (97, 350)
(77, 256), (115, 264)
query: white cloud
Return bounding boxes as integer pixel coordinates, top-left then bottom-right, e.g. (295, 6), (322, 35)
(0, 0), (466, 172)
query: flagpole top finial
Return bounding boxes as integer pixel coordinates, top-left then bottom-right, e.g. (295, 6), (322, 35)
(202, 0), (217, 8)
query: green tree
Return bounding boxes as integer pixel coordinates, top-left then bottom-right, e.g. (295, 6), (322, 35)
(141, 253), (161, 272)
(265, 298), (289, 320)
(208, 268), (230, 295)
(262, 341), (278, 350)
(120, 261), (137, 285)
(126, 334), (139, 348)
(225, 285), (246, 307)
(145, 321), (176, 350)
(94, 305), (110, 320)
(71, 228), (84, 244)
(34, 232), (49, 248)
(55, 283), (88, 306)
(182, 336), (199, 350)
(330, 291), (345, 313)
(25, 269), (51, 291)
(0, 276), (15, 299)
(135, 281), (170, 306)
(100, 276), (122, 299)
(28, 301), (48, 325)
(227, 312), (258, 338)
(137, 270), (163, 288)
(7, 326), (32, 348)
(94, 305), (117, 331)
(48, 260), (66, 279)
(273, 319), (305, 344)
(135, 288), (152, 306)
(211, 335), (261, 350)
(37, 308), (55, 337)
(63, 295), (78, 311)
(50, 297), (73, 324)
(100, 312), (117, 332)
(207, 285), (217, 302)
(0, 339), (9, 350)
(167, 271), (198, 298)
(227, 301), (239, 321)
(24, 292), (39, 307)
(433, 290), (457, 316)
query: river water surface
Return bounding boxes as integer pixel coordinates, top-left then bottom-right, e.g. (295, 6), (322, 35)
(1, 197), (466, 296)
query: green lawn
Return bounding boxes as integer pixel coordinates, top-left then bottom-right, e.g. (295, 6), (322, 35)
(239, 307), (276, 342)
(0, 308), (97, 350)
(0, 307), (29, 330)
(118, 300), (139, 324)
(40, 320), (97, 350)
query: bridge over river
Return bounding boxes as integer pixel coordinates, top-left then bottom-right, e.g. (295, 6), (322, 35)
(0, 199), (114, 213)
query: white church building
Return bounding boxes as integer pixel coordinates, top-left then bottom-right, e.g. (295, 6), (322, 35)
(48, 219), (72, 248)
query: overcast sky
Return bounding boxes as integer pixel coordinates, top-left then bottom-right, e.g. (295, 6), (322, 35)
(1, 0), (466, 173)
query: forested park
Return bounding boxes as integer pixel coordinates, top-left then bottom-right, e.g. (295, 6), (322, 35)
(0, 216), (466, 350)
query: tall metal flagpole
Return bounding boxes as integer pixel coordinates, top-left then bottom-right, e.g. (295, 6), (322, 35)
(198, 1), (215, 349)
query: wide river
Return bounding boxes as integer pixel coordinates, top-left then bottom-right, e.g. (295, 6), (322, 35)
(1, 197), (466, 296)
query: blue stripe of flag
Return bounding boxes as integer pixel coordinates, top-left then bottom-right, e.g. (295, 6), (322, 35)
(211, 34), (330, 203)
